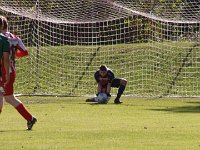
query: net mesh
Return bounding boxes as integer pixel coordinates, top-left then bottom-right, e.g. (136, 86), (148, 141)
(0, 0), (200, 97)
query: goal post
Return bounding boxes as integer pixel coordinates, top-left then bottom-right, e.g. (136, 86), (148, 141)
(0, 0), (200, 97)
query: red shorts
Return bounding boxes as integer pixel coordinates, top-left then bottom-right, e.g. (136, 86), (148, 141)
(1, 71), (16, 96)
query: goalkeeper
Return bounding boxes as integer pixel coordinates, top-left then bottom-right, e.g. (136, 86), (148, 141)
(86, 64), (127, 104)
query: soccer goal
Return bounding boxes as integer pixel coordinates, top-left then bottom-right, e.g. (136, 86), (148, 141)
(0, 0), (200, 97)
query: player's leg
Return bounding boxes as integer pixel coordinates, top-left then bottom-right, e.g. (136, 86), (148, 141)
(111, 78), (127, 104)
(0, 94), (3, 113)
(4, 95), (37, 130)
(3, 71), (37, 130)
(4, 95), (32, 121)
(86, 97), (98, 102)
(0, 78), (4, 113)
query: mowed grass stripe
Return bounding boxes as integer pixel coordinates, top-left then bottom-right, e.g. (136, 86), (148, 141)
(0, 96), (199, 150)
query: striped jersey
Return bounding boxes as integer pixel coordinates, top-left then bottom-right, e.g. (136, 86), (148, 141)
(1, 32), (28, 73)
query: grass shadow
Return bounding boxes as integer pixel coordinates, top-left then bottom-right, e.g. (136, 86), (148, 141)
(149, 105), (200, 113)
(187, 102), (200, 104)
(89, 103), (108, 105)
(0, 129), (32, 133)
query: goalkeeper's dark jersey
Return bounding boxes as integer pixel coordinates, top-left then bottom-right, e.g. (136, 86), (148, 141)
(94, 69), (115, 86)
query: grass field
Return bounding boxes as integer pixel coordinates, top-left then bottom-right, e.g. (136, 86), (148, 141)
(0, 96), (199, 150)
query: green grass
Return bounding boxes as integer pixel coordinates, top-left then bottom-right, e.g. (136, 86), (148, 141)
(0, 96), (200, 150)
(14, 41), (200, 96)
(17, 43), (154, 95)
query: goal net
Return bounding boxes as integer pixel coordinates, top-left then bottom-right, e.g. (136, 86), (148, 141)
(0, 0), (200, 97)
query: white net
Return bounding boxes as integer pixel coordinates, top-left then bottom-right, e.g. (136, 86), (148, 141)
(0, 0), (200, 97)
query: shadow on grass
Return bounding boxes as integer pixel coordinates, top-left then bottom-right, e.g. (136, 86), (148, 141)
(89, 103), (108, 105)
(187, 102), (200, 104)
(0, 129), (32, 132)
(149, 105), (200, 113)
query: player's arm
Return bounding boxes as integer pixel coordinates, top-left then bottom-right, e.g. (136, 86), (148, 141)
(106, 83), (111, 94)
(94, 72), (102, 94)
(106, 72), (114, 96)
(16, 36), (28, 57)
(97, 83), (102, 93)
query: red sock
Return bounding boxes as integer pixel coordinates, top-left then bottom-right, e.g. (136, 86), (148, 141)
(15, 103), (32, 122)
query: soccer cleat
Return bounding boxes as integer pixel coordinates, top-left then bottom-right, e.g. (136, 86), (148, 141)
(27, 116), (37, 130)
(114, 98), (123, 104)
(85, 98), (96, 102)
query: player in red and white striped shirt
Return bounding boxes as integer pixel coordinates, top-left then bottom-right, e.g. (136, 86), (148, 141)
(0, 16), (37, 130)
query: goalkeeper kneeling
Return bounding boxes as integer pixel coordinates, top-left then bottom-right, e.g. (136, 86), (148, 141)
(86, 64), (127, 104)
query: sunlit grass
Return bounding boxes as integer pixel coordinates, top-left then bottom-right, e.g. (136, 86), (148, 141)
(0, 96), (199, 150)
(15, 41), (200, 96)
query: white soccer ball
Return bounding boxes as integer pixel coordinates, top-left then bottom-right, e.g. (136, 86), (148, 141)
(97, 92), (108, 104)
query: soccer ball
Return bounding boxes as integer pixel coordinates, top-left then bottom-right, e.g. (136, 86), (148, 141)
(97, 92), (108, 104)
